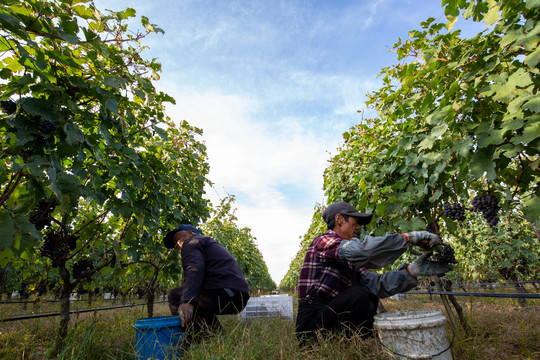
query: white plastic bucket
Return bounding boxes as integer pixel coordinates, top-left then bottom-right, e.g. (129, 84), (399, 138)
(373, 309), (453, 360)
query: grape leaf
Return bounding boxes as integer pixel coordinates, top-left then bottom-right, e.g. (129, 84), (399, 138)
(0, 212), (15, 250)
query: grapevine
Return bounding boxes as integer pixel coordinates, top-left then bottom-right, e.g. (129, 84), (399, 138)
(37, 120), (57, 133)
(67, 235), (79, 251)
(110, 252), (116, 268)
(517, 259), (528, 275)
(72, 259), (94, 279)
(498, 267), (514, 280)
(426, 221), (438, 234)
(35, 280), (48, 297)
(443, 203), (466, 221)
(29, 199), (57, 230)
(472, 193), (500, 228)
(0, 99), (17, 115)
(41, 231), (64, 256)
(431, 243), (457, 265)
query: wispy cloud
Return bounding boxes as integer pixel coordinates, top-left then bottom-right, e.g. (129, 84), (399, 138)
(162, 89), (330, 280)
(165, 89), (329, 199)
(93, 0), (479, 283)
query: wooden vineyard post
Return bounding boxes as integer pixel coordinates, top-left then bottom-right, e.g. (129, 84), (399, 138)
(435, 276), (471, 337)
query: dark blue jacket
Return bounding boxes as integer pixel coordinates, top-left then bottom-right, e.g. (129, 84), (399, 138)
(180, 235), (249, 304)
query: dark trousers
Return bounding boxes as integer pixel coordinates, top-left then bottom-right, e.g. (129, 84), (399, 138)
(295, 286), (379, 343)
(168, 287), (249, 336)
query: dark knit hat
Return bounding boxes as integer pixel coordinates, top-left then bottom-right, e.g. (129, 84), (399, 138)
(322, 201), (372, 226)
(163, 224), (201, 249)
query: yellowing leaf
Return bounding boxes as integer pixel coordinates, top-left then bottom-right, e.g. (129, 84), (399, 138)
(446, 16), (458, 31)
(484, 5), (500, 26)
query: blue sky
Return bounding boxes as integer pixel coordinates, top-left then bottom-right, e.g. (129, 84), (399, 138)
(93, 0), (487, 283)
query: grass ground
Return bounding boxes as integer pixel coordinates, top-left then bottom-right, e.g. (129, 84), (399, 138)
(0, 294), (538, 359)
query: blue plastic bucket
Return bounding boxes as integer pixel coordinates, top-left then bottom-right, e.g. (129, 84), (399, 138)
(134, 316), (183, 360)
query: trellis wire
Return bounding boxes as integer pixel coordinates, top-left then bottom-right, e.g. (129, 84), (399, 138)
(1, 287), (538, 323)
(405, 291), (539, 298)
(0, 301), (167, 322)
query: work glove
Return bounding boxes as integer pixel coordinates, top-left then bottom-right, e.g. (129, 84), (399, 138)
(403, 231), (441, 248)
(407, 252), (453, 278)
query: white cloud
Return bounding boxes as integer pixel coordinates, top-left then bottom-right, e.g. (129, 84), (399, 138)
(164, 90), (330, 282)
(167, 89), (330, 189)
(235, 201), (315, 282)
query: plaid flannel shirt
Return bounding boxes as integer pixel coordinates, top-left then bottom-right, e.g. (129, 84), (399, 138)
(297, 230), (368, 300)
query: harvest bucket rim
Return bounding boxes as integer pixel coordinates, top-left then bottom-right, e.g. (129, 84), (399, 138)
(373, 309), (446, 330)
(134, 316), (182, 330)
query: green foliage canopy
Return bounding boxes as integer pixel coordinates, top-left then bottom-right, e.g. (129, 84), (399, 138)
(325, 0), (539, 233)
(284, 0), (539, 287)
(0, 0), (210, 349)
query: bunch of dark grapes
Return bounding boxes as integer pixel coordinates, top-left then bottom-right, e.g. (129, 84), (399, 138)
(37, 121), (57, 133)
(498, 267), (513, 280)
(135, 287), (145, 299)
(443, 203), (466, 221)
(426, 222), (438, 234)
(110, 252), (116, 268)
(29, 199), (57, 230)
(35, 280), (48, 296)
(431, 244), (457, 265)
(72, 259), (94, 279)
(472, 193), (500, 228)
(517, 259), (528, 275)
(67, 235), (79, 251)
(0, 100), (17, 115)
(41, 231), (62, 256)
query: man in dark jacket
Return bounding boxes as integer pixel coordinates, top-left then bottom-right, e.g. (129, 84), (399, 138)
(295, 202), (452, 343)
(164, 224), (250, 339)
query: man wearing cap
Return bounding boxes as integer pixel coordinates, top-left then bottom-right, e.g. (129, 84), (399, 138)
(163, 224), (250, 340)
(295, 201), (452, 343)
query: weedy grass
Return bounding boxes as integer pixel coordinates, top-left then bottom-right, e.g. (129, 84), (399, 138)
(0, 296), (538, 359)
(186, 316), (387, 360)
(0, 301), (145, 359)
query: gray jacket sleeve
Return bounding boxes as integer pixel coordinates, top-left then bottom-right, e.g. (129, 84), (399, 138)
(360, 264), (418, 298)
(338, 233), (407, 269)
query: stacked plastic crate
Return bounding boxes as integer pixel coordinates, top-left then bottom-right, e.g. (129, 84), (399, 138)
(239, 294), (294, 320)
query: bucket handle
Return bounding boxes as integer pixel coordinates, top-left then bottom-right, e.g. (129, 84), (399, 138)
(377, 331), (455, 359)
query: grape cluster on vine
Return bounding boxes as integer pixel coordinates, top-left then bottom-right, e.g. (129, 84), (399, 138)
(443, 203), (466, 221)
(35, 280), (48, 297)
(431, 244), (457, 265)
(517, 258), (528, 275)
(37, 120), (57, 133)
(499, 258), (529, 280)
(110, 252), (116, 268)
(72, 259), (94, 279)
(498, 267), (514, 280)
(41, 230), (78, 265)
(67, 235), (79, 251)
(29, 199), (57, 230)
(426, 222), (438, 234)
(472, 193), (500, 228)
(0, 99), (17, 115)
(135, 287), (145, 299)
(41, 231), (63, 256)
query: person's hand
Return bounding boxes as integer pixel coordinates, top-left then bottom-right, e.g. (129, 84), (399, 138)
(179, 302), (194, 326)
(403, 231), (441, 248)
(407, 252), (453, 278)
